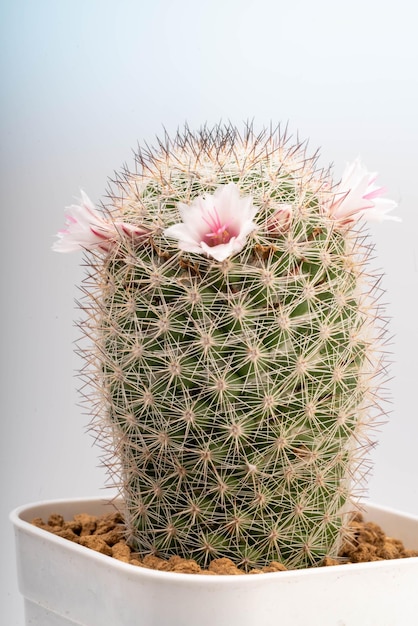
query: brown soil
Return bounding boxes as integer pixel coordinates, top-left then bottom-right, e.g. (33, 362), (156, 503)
(31, 511), (418, 575)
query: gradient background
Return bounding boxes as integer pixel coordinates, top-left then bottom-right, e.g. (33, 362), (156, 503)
(1, 0), (417, 623)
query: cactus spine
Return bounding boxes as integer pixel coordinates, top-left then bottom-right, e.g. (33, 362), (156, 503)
(79, 124), (387, 570)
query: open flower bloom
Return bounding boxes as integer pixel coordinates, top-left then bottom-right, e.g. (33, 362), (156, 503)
(329, 158), (399, 225)
(163, 183), (258, 262)
(53, 191), (149, 253)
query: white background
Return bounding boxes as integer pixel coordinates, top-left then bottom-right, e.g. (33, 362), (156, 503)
(1, 0), (417, 623)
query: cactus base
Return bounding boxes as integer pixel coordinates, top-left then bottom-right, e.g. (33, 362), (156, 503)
(11, 497), (418, 626)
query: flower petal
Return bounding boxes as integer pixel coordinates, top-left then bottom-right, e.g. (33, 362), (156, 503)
(200, 239), (238, 262)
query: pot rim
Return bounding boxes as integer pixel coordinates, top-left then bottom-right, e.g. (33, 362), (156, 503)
(10, 496), (418, 585)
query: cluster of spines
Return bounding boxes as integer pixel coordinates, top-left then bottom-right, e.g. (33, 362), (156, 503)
(77, 123), (389, 570)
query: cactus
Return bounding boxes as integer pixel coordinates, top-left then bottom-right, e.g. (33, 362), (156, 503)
(55, 123), (397, 570)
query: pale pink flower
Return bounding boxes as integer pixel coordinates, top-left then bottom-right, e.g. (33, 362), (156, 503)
(329, 158), (399, 225)
(267, 203), (293, 234)
(164, 183), (258, 262)
(53, 191), (150, 253)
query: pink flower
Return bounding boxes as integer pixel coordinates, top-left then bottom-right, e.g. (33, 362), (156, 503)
(52, 191), (150, 253)
(164, 183), (258, 262)
(267, 204), (293, 234)
(329, 158), (399, 225)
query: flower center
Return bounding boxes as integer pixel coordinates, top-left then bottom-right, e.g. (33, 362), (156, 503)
(202, 206), (235, 247)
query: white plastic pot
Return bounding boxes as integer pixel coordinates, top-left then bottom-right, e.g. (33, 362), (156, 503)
(10, 497), (418, 626)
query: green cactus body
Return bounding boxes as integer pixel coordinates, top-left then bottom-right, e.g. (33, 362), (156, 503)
(81, 125), (386, 570)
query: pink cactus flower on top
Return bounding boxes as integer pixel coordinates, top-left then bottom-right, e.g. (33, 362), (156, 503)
(329, 157), (399, 225)
(164, 183), (258, 262)
(53, 191), (150, 253)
